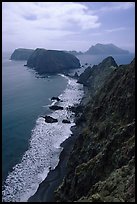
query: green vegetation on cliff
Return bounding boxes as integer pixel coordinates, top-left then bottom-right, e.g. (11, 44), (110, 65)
(55, 58), (135, 202)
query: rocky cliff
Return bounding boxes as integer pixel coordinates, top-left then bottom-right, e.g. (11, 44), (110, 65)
(55, 57), (135, 202)
(27, 48), (80, 74)
(10, 48), (34, 60)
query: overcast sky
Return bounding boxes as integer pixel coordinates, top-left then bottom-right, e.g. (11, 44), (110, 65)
(2, 2), (135, 53)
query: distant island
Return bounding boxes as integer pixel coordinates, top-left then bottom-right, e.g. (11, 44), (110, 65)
(62, 43), (130, 56)
(10, 44), (131, 62)
(85, 43), (130, 55)
(10, 48), (34, 60)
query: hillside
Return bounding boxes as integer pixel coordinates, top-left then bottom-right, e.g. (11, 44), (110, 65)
(55, 58), (135, 202)
(85, 43), (129, 55)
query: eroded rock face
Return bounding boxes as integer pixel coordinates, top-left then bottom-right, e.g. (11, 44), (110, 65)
(10, 48), (34, 60)
(55, 58), (135, 202)
(27, 48), (80, 74)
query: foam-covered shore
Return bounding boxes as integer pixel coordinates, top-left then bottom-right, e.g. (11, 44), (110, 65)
(2, 75), (83, 202)
(28, 125), (79, 202)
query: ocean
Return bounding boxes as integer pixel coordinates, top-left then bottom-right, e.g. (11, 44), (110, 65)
(2, 52), (84, 202)
(2, 52), (134, 202)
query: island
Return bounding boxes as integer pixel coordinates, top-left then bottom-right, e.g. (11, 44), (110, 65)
(26, 48), (81, 74)
(85, 43), (129, 55)
(10, 48), (34, 60)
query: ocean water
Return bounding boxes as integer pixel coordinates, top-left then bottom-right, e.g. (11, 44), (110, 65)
(2, 53), (84, 202)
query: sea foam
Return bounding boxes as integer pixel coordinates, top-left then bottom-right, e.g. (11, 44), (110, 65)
(2, 75), (83, 202)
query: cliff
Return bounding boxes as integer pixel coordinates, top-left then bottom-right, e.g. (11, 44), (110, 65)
(10, 48), (34, 60)
(78, 56), (118, 89)
(27, 48), (80, 74)
(55, 58), (135, 202)
(85, 43), (129, 55)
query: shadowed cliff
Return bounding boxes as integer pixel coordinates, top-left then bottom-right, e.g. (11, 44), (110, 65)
(55, 58), (135, 202)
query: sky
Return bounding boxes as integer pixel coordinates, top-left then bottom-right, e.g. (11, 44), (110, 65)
(2, 2), (135, 53)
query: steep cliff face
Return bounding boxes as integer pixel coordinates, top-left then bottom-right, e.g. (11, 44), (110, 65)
(55, 58), (135, 202)
(27, 48), (80, 74)
(78, 56), (118, 91)
(10, 48), (34, 60)
(77, 56), (118, 105)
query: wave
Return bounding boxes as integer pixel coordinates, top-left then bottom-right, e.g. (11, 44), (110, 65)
(2, 75), (84, 202)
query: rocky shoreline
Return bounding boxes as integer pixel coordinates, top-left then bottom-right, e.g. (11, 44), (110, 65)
(28, 118), (81, 202)
(27, 79), (84, 202)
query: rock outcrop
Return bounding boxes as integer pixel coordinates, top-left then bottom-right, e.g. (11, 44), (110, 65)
(49, 105), (63, 111)
(27, 48), (80, 74)
(51, 97), (61, 102)
(55, 58), (135, 202)
(41, 115), (58, 123)
(62, 119), (71, 124)
(77, 56), (118, 103)
(10, 48), (34, 60)
(78, 56), (118, 87)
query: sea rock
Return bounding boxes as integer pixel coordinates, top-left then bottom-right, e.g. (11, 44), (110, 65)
(51, 97), (61, 102)
(27, 48), (80, 74)
(49, 105), (63, 110)
(42, 115), (58, 123)
(62, 119), (71, 124)
(10, 48), (34, 60)
(73, 72), (79, 78)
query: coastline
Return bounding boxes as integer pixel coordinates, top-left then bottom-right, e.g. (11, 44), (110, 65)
(28, 76), (84, 202)
(28, 125), (78, 202)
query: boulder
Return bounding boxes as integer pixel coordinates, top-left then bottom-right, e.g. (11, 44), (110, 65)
(41, 115), (58, 123)
(49, 105), (63, 110)
(51, 97), (60, 102)
(62, 119), (71, 124)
